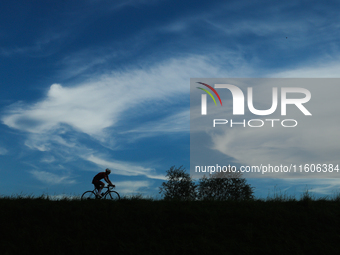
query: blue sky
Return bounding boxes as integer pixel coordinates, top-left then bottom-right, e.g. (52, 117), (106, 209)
(1, 0), (340, 198)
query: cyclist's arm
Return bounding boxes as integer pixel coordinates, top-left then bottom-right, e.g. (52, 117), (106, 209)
(104, 176), (113, 186)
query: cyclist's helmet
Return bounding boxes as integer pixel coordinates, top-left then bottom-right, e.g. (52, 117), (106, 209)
(105, 168), (111, 174)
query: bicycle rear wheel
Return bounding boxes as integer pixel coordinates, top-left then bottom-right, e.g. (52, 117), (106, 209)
(104, 191), (120, 200)
(81, 191), (96, 200)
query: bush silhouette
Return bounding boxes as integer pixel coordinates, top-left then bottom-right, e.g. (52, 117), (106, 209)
(197, 171), (254, 201)
(160, 166), (254, 201)
(159, 165), (197, 200)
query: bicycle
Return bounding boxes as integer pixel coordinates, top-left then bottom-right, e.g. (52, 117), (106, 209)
(81, 185), (120, 200)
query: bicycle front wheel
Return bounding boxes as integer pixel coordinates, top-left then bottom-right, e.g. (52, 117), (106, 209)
(104, 191), (120, 200)
(81, 191), (96, 200)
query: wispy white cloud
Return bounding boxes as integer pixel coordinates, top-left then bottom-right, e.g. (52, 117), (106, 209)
(30, 170), (76, 185)
(122, 109), (189, 141)
(269, 61), (340, 78)
(24, 131), (78, 152)
(0, 32), (66, 57)
(86, 154), (165, 180)
(115, 180), (153, 195)
(281, 178), (340, 195)
(0, 147), (7, 155)
(40, 156), (56, 164)
(1, 55), (232, 139)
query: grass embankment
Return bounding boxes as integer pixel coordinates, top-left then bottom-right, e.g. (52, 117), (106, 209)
(1, 195), (340, 254)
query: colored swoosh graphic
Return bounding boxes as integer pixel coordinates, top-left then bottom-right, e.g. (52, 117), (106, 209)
(197, 82), (222, 106)
(197, 87), (217, 105)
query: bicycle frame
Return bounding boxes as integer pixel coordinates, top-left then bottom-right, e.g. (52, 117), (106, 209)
(94, 185), (114, 196)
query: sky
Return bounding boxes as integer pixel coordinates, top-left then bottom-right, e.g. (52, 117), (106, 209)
(0, 0), (340, 199)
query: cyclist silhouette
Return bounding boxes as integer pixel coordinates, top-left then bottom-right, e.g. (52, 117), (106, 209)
(92, 168), (115, 198)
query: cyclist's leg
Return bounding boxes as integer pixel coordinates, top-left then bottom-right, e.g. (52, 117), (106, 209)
(93, 181), (104, 196)
(97, 181), (105, 195)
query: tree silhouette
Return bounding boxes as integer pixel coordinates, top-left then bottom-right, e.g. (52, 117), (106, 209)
(159, 165), (197, 200)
